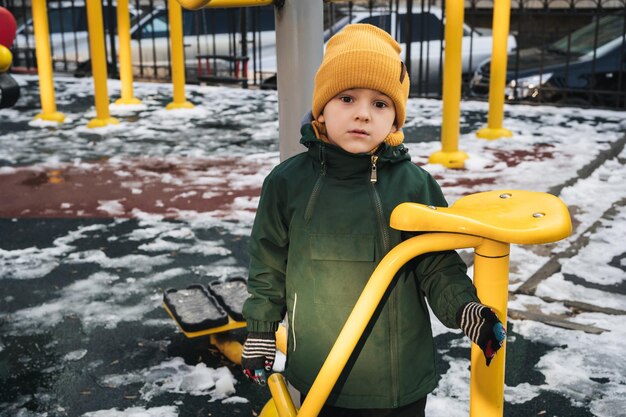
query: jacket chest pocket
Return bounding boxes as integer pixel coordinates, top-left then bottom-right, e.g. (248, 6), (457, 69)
(310, 234), (376, 307)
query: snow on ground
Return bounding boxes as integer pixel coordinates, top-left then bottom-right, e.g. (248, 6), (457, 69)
(1, 75), (625, 417)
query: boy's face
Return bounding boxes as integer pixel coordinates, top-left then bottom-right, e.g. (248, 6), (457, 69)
(318, 88), (397, 154)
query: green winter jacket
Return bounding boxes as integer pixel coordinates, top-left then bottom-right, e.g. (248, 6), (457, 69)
(243, 124), (479, 409)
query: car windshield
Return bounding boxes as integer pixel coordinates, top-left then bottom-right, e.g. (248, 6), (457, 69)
(549, 15), (624, 56)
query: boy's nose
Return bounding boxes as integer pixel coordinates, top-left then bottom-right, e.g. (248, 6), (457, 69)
(354, 104), (371, 122)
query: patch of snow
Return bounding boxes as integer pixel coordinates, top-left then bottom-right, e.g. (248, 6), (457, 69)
(101, 357), (239, 403)
(63, 349), (87, 362)
(81, 405), (178, 417)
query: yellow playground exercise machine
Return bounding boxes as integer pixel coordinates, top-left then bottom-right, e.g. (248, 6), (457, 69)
(164, 189), (572, 417)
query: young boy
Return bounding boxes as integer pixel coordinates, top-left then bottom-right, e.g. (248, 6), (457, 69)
(241, 24), (506, 416)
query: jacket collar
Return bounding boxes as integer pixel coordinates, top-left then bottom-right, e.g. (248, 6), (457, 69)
(299, 123), (411, 179)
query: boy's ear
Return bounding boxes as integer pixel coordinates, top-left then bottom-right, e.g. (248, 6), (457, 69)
(317, 114), (325, 123)
(390, 124), (398, 133)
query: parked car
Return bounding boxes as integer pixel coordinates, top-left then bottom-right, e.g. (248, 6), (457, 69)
(261, 5), (517, 91)
(129, 6), (276, 81)
(469, 14), (626, 107)
(12, 1), (142, 72)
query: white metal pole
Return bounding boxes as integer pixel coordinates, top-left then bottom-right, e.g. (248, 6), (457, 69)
(275, 0), (323, 161)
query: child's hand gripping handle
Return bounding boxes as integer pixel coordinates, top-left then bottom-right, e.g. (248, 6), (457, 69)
(457, 302), (507, 366)
(242, 332), (276, 385)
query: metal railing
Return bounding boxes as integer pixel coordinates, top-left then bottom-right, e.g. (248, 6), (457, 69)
(2, 0), (625, 108)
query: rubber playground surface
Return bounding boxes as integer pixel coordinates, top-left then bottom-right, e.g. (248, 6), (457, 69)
(1, 75), (625, 417)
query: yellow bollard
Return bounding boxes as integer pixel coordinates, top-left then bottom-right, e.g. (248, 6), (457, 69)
(428, 0), (468, 169)
(115, 0), (142, 105)
(85, 0), (119, 128)
(470, 239), (510, 417)
(31, 0), (64, 123)
(166, 0), (194, 110)
(177, 0), (273, 10)
(476, 0), (513, 140)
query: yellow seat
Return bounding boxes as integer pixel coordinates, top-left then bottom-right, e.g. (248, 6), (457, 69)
(390, 190), (572, 245)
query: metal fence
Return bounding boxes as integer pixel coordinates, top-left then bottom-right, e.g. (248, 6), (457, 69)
(3, 0), (625, 108)
(466, 0), (626, 109)
(3, 0), (277, 87)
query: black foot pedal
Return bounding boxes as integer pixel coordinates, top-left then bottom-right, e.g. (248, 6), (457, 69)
(163, 285), (229, 333)
(207, 277), (248, 322)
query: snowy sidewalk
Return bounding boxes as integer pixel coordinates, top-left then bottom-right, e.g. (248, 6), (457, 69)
(1, 75), (625, 417)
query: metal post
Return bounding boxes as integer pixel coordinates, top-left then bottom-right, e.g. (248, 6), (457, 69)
(428, 0), (468, 168)
(166, 0), (194, 109)
(475, 0), (513, 140)
(31, 0), (64, 123)
(86, 0), (119, 128)
(115, 0), (142, 105)
(471, 240), (510, 417)
(275, 0), (323, 161)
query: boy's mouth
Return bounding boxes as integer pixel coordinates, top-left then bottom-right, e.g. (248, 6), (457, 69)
(348, 129), (369, 136)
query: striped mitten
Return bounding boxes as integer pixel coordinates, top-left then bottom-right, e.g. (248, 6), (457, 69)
(457, 301), (506, 366)
(241, 332), (276, 385)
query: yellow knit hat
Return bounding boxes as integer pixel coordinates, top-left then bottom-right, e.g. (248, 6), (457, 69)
(312, 24), (410, 146)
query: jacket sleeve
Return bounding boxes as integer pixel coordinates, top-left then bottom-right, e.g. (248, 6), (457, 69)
(242, 171), (289, 333)
(411, 172), (480, 329)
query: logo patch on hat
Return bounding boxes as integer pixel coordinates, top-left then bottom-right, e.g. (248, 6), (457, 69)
(399, 62), (407, 83)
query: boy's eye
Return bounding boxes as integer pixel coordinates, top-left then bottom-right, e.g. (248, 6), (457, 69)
(339, 96), (353, 103)
(374, 101), (388, 108)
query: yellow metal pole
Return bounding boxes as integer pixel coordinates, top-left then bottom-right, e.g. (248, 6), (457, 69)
(297, 233), (483, 417)
(267, 374), (298, 417)
(115, 0), (141, 105)
(476, 0), (513, 140)
(166, 0), (194, 110)
(177, 0), (273, 10)
(260, 397), (280, 417)
(470, 239), (510, 417)
(85, 0), (119, 128)
(31, 0), (64, 123)
(428, 0), (468, 169)
(209, 334), (243, 365)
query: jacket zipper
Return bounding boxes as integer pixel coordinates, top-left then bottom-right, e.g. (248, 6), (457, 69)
(369, 155), (390, 251)
(370, 154), (398, 406)
(370, 155), (378, 183)
(304, 146), (327, 222)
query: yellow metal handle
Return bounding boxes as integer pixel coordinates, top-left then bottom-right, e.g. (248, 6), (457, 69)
(297, 233), (483, 417)
(268, 373), (298, 417)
